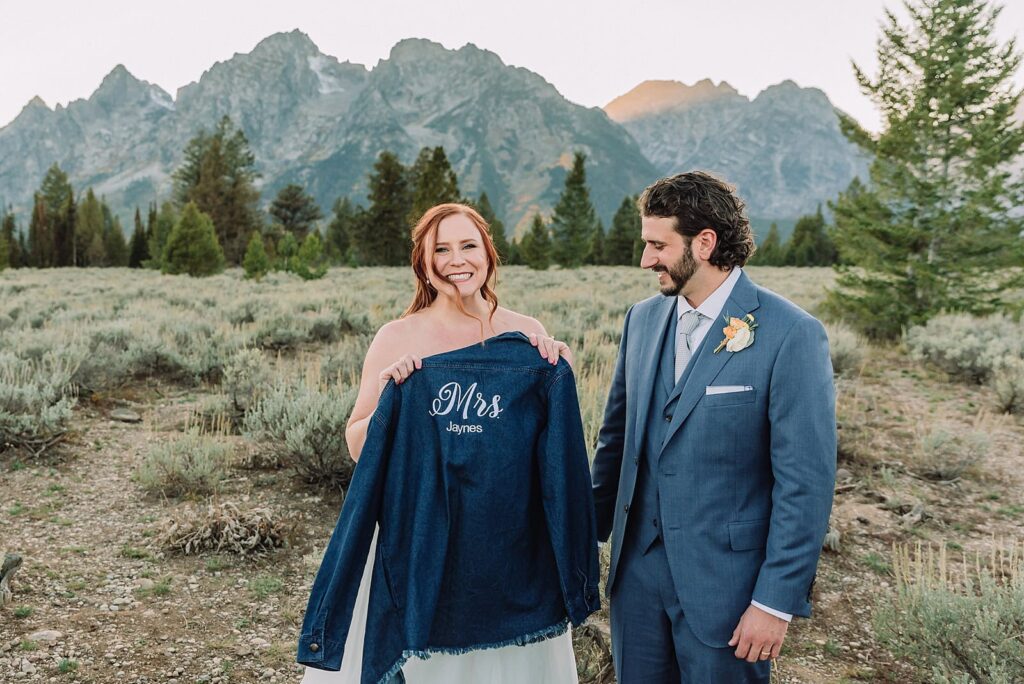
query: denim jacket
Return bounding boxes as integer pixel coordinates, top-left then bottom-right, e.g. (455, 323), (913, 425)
(297, 332), (601, 683)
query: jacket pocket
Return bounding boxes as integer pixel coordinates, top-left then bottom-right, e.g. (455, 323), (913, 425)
(703, 387), (756, 408)
(728, 518), (769, 551)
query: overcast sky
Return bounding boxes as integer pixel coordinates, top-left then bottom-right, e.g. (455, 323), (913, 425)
(2, 0), (1022, 132)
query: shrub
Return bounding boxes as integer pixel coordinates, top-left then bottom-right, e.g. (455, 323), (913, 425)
(825, 321), (868, 377)
(222, 347), (270, 414)
(160, 500), (289, 555)
(912, 429), (989, 482)
(875, 542), (1024, 684)
(137, 430), (230, 497)
(905, 313), (1024, 384)
(990, 357), (1024, 415)
(0, 352), (78, 456)
(243, 378), (356, 489)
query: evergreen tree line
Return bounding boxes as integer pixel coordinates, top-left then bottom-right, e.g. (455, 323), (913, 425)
(749, 207), (838, 267)
(0, 119), (649, 274)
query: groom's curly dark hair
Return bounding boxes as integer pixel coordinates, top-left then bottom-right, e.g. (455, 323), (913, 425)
(638, 171), (755, 269)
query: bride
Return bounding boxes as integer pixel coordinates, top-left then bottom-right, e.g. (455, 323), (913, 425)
(301, 203), (581, 683)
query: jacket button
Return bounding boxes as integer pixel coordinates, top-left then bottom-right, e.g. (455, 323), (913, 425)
(633, 456), (639, 464)
(652, 518), (658, 528)
(624, 504), (630, 513)
(309, 643), (319, 652)
(664, 415), (672, 422)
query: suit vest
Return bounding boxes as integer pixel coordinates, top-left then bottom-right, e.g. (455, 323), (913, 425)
(630, 308), (690, 553)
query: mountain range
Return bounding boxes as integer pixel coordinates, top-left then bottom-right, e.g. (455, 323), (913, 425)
(0, 31), (871, 237)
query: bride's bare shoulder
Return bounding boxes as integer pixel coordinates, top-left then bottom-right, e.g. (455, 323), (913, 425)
(367, 316), (422, 359)
(494, 307), (548, 336)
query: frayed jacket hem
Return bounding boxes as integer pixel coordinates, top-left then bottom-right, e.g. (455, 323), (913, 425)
(377, 618), (570, 684)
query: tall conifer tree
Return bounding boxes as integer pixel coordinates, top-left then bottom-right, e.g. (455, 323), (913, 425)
(173, 116), (262, 264)
(826, 0), (1024, 339)
(325, 197), (358, 264)
(358, 151), (411, 266)
(269, 184), (323, 240)
(752, 223), (785, 266)
(520, 214), (552, 270)
(129, 207), (150, 267)
(475, 192), (510, 263)
(605, 196), (642, 266)
(408, 146), (460, 223)
(550, 152), (599, 268)
(2, 208), (22, 268)
(76, 190), (106, 266)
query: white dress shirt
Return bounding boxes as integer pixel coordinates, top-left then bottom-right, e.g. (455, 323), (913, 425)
(675, 267), (793, 623)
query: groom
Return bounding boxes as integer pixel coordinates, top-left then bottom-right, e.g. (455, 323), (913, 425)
(591, 172), (836, 682)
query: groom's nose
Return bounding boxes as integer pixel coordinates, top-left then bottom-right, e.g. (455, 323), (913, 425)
(639, 245), (658, 270)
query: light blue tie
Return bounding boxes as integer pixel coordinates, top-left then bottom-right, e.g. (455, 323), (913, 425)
(674, 309), (703, 383)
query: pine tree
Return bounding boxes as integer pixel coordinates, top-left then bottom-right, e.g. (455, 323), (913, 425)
(162, 202), (226, 277)
(606, 196), (642, 266)
(102, 203), (129, 267)
(408, 146), (460, 223)
(147, 202), (177, 270)
(2, 209), (22, 269)
(826, 0), (1024, 339)
(520, 214), (552, 270)
(325, 197), (358, 264)
(0, 221), (8, 272)
(550, 152), (599, 268)
(128, 207), (151, 268)
(506, 238), (522, 266)
(475, 192), (510, 263)
(292, 231), (328, 280)
(358, 151), (411, 266)
(269, 184), (323, 241)
(276, 232), (299, 271)
(243, 232), (271, 281)
(586, 220), (606, 265)
(27, 194), (51, 268)
(752, 223), (786, 266)
(786, 207), (835, 267)
(173, 116), (262, 264)
(75, 190), (105, 266)
(39, 164), (75, 267)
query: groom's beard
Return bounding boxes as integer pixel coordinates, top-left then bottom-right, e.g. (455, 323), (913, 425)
(655, 245), (698, 297)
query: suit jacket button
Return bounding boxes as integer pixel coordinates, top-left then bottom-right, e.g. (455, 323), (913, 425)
(309, 643), (319, 652)
(664, 415), (672, 422)
(633, 456), (639, 464)
(624, 504), (630, 513)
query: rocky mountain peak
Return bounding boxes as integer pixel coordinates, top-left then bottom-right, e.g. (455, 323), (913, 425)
(250, 29), (320, 59)
(90, 64), (155, 107)
(604, 79), (744, 122)
(388, 37), (450, 63)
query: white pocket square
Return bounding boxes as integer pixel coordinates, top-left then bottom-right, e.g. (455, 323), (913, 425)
(705, 385), (753, 395)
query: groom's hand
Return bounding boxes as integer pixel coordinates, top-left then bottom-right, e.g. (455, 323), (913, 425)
(728, 604), (788, 663)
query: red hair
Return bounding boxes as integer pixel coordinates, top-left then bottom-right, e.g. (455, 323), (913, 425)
(402, 203), (501, 333)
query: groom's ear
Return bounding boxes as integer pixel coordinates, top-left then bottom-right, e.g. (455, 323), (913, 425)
(692, 228), (718, 263)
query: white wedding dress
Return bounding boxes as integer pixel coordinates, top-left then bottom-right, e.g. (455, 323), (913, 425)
(301, 528), (578, 684)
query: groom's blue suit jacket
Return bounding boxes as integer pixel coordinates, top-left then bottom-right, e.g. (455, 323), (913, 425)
(591, 271), (836, 648)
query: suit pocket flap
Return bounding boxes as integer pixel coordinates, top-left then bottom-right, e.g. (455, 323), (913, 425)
(728, 519), (769, 551)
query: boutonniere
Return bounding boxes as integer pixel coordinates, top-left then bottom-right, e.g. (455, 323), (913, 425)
(713, 314), (758, 354)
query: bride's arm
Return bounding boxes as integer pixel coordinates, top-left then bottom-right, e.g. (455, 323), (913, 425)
(345, 324), (420, 461)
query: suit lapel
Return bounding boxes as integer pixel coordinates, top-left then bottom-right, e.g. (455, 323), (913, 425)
(659, 272), (761, 455)
(633, 297), (677, 457)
